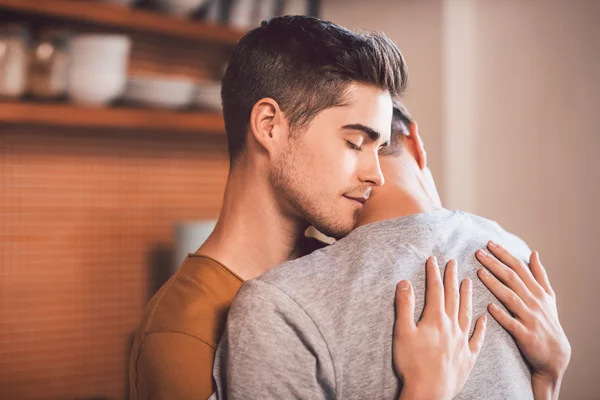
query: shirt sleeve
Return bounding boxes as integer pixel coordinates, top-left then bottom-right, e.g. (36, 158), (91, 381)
(212, 279), (336, 399)
(134, 331), (216, 400)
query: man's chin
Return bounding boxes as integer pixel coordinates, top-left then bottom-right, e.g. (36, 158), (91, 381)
(312, 219), (355, 240)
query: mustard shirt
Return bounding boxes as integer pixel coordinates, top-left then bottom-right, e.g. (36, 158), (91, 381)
(129, 255), (244, 400)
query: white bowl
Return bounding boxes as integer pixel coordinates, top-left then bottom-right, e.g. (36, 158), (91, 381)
(68, 69), (127, 106)
(156, 0), (209, 16)
(194, 93), (221, 110)
(194, 81), (222, 110)
(195, 81), (221, 92)
(123, 76), (196, 108)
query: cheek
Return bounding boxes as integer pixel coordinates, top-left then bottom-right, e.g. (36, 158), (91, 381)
(287, 147), (329, 193)
(303, 140), (339, 175)
(320, 150), (357, 193)
(296, 135), (358, 195)
(318, 138), (357, 172)
(343, 151), (359, 178)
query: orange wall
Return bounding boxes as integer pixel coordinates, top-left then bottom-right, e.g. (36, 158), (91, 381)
(0, 125), (229, 399)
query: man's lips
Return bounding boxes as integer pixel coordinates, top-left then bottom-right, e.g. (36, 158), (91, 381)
(343, 195), (369, 205)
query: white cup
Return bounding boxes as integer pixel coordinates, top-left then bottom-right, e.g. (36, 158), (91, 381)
(174, 220), (217, 270)
(67, 34), (131, 106)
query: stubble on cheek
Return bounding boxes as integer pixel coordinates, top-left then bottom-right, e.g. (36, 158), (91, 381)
(270, 137), (362, 238)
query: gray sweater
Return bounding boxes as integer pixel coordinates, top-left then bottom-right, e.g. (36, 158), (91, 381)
(213, 209), (534, 399)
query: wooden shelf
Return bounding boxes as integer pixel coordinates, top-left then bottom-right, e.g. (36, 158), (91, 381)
(0, 0), (245, 46)
(0, 102), (225, 134)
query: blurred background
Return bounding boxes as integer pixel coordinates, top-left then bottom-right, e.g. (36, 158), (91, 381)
(0, 0), (597, 399)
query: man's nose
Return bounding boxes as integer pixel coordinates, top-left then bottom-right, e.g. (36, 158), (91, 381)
(360, 154), (385, 187)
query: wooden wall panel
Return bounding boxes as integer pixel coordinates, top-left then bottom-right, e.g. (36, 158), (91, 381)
(0, 125), (230, 399)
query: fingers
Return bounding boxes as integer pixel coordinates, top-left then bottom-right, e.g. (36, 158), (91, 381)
(478, 267), (530, 320)
(468, 315), (487, 356)
(484, 241), (543, 296)
(530, 251), (555, 297)
(476, 247), (533, 302)
(444, 260), (459, 319)
(488, 303), (527, 338)
(458, 278), (472, 331)
(424, 256), (444, 318)
(394, 280), (416, 335)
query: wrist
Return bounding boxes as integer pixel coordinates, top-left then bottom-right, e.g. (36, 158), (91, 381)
(400, 383), (449, 400)
(533, 368), (565, 386)
(532, 371), (563, 400)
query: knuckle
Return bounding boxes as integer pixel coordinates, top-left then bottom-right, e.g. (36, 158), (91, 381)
(530, 285), (546, 299)
(501, 311), (513, 325)
(530, 298), (544, 312)
(498, 308), (510, 322)
(436, 316), (451, 330)
(450, 289), (460, 302)
(450, 324), (460, 335)
(460, 303), (472, 317)
(431, 278), (443, 288)
(518, 260), (529, 271)
(530, 317), (542, 332)
(507, 292), (520, 305)
(506, 271), (519, 285)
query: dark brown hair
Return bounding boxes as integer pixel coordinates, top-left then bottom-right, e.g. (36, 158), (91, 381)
(221, 15), (408, 164)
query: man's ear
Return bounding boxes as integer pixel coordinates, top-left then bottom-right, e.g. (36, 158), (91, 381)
(407, 121), (427, 170)
(248, 98), (286, 157)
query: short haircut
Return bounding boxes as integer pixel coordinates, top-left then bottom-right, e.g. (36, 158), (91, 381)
(379, 99), (413, 157)
(221, 15), (408, 164)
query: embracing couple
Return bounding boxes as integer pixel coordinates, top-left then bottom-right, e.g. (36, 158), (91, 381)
(130, 15), (570, 400)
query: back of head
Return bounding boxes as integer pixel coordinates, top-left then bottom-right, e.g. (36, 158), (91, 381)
(357, 99), (443, 226)
(221, 15), (408, 165)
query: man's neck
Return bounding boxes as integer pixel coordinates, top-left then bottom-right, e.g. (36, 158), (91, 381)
(356, 169), (442, 228)
(197, 165), (307, 280)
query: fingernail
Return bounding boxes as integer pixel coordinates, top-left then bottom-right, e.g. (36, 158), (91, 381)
(398, 281), (410, 290)
(488, 240), (497, 248)
(479, 268), (491, 277)
(482, 315), (487, 324)
(489, 303), (498, 311)
(477, 249), (487, 258)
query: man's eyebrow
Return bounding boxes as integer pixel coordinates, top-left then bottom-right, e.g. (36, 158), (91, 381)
(341, 124), (381, 142)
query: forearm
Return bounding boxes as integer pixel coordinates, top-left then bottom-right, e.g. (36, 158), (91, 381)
(532, 372), (563, 400)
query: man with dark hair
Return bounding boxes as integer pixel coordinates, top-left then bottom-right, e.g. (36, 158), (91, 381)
(212, 102), (571, 399)
(129, 15), (408, 399)
(221, 16), (407, 166)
